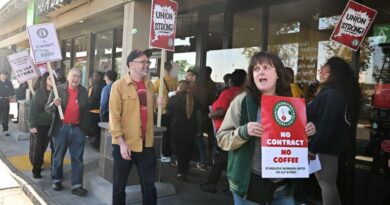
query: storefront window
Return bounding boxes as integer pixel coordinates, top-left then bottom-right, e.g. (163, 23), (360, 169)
(355, 1), (390, 161)
(94, 30), (113, 72)
(114, 28), (123, 73)
(62, 39), (72, 74)
(269, 0), (349, 97)
(232, 7), (262, 48)
(73, 36), (88, 86)
(208, 13), (224, 50)
(206, 47), (257, 82)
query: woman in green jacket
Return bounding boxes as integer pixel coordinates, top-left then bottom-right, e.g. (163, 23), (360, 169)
(216, 52), (316, 205)
(28, 72), (54, 178)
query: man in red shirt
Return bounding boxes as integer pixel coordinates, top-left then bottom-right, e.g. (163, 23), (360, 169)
(201, 69), (247, 193)
(46, 68), (89, 196)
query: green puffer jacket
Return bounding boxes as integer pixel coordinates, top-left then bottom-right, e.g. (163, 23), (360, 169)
(216, 92), (258, 197)
(28, 88), (52, 128)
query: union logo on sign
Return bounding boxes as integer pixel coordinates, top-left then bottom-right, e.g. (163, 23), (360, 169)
(273, 101), (296, 127)
(37, 28), (48, 38)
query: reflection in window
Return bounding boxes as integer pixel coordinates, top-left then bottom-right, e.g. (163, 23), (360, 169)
(273, 22), (301, 35)
(95, 30), (113, 72)
(73, 36), (88, 86)
(232, 8), (262, 48)
(318, 15), (340, 30)
(175, 37), (191, 46)
(62, 39), (72, 74)
(114, 28), (122, 73)
(270, 43), (299, 72)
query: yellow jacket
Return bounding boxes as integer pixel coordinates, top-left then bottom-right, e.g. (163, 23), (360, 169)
(109, 74), (155, 152)
(290, 83), (304, 98)
(153, 75), (178, 114)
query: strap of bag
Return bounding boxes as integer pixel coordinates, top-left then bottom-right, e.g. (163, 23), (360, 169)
(163, 78), (173, 92)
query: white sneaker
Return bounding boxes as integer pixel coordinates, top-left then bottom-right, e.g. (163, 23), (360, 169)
(161, 156), (171, 163)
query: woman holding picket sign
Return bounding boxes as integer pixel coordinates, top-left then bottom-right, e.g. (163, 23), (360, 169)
(28, 72), (55, 178)
(307, 57), (361, 205)
(216, 52), (316, 205)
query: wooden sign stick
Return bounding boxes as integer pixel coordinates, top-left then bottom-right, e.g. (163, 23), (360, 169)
(337, 45), (346, 57)
(47, 62), (64, 120)
(27, 80), (35, 96)
(157, 50), (167, 127)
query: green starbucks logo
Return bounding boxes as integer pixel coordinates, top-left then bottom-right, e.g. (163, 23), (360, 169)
(352, 39), (359, 47)
(273, 101), (296, 127)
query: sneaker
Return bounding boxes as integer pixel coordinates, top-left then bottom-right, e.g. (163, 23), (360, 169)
(4, 131), (9, 136)
(33, 173), (42, 179)
(71, 187), (88, 196)
(161, 156), (171, 163)
(196, 162), (207, 171)
(170, 160), (178, 167)
(52, 182), (62, 191)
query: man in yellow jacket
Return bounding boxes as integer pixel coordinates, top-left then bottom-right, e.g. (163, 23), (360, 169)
(109, 49), (156, 205)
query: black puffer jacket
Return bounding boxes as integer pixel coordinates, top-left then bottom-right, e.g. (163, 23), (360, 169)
(307, 87), (350, 155)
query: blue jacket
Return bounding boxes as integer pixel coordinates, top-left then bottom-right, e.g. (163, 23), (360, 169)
(307, 87), (350, 155)
(100, 83), (112, 122)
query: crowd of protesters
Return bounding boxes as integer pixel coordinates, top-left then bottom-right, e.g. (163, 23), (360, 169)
(0, 48), (362, 205)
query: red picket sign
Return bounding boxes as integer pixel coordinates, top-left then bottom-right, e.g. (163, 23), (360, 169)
(261, 95), (308, 178)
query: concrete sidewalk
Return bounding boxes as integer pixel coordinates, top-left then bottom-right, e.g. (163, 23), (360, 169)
(0, 158), (34, 205)
(0, 121), (233, 205)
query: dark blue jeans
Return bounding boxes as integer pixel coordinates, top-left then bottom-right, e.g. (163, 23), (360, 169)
(51, 124), (85, 189)
(112, 145), (157, 205)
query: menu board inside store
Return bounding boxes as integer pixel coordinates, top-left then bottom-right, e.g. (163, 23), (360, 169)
(296, 41), (317, 85)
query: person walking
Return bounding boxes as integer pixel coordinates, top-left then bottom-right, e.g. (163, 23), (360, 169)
(46, 68), (89, 196)
(28, 73), (54, 178)
(109, 49), (158, 205)
(307, 57), (361, 205)
(167, 80), (200, 181)
(185, 69), (208, 170)
(0, 71), (14, 136)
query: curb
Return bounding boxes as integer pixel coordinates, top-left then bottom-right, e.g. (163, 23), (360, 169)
(0, 149), (58, 205)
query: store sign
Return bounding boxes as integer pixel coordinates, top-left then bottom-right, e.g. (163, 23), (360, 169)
(330, 0), (377, 51)
(7, 51), (39, 83)
(261, 95), (309, 178)
(27, 23), (62, 64)
(149, 0), (178, 51)
(36, 0), (72, 16)
(374, 24), (390, 44)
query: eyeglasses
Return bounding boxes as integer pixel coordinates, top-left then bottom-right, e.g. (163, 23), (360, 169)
(132, 60), (151, 65)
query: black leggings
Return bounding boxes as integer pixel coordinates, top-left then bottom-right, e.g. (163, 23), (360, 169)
(29, 125), (53, 174)
(172, 135), (195, 174)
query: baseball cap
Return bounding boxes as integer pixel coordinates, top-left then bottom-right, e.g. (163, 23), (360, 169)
(126, 49), (152, 65)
